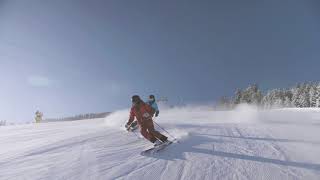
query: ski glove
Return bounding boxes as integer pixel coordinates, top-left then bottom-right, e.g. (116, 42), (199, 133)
(155, 111), (159, 117)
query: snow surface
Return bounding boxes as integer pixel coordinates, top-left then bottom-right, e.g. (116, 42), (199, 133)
(1, 105), (320, 180)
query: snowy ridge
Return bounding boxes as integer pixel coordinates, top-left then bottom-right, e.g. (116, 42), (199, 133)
(0, 105), (320, 180)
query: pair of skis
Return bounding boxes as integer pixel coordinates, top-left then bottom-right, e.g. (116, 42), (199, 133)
(125, 122), (176, 155)
(140, 140), (173, 155)
(127, 126), (138, 132)
(126, 128), (174, 155)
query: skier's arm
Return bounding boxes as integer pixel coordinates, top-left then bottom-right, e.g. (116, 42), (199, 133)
(153, 102), (159, 112)
(153, 103), (159, 117)
(126, 108), (135, 126)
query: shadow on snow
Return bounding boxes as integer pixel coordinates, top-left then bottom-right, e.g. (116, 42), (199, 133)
(142, 132), (320, 171)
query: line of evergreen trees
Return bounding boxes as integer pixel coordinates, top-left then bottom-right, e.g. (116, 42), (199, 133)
(218, 82), (320, 109)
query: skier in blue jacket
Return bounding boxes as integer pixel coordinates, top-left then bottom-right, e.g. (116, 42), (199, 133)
(147, 95), (159, 117)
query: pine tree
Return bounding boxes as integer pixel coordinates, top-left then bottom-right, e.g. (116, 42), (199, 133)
(309, 83), (317, 107)
(234, 89), (242, 105)
(262, 89), (277, 108)
(262, 91), (271, 109)
(292, 84), (302, 107)
(283, 89), (293, 107)
(250, 84), (263, 105)
(239, 84), (263, 105)
(298, 83), (310, 107)
(240, 88), (250, 104)
(315, 84), (320, 107)
(283, 97), (293, 107)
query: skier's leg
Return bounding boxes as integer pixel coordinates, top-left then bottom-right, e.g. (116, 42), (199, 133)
(146, 120), (168, 142)
(140, 122), (157, 143)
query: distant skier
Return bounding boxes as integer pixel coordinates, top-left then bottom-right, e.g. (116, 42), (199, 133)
(147, 95), (159, 117)
(35, 110), (43, 123)
(125, 95), (168, 146)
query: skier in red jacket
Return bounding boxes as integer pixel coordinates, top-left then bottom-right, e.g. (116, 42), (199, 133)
(125, 95), (168, 146)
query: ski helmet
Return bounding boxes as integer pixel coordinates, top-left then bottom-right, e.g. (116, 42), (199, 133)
(149, 95), (155, 99)
(131, 95), (141, 103)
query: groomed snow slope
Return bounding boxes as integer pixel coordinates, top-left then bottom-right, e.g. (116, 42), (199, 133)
(0, 105), (320, 180)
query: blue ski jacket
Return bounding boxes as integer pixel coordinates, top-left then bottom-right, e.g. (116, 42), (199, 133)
(147, 100), (159, 112)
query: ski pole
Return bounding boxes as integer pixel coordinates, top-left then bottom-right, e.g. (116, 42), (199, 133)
(132, 130), (140, 139)
(153, 120), (179, 143)
(125, 121), (140, 139)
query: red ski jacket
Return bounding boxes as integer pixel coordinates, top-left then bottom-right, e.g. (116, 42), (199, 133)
(127, 102), (154, 126)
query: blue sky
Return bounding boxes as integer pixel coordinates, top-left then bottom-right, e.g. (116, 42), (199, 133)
(0, 0), (319, 122)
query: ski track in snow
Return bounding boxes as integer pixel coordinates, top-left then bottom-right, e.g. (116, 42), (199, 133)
(1, 108), (320, 180)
